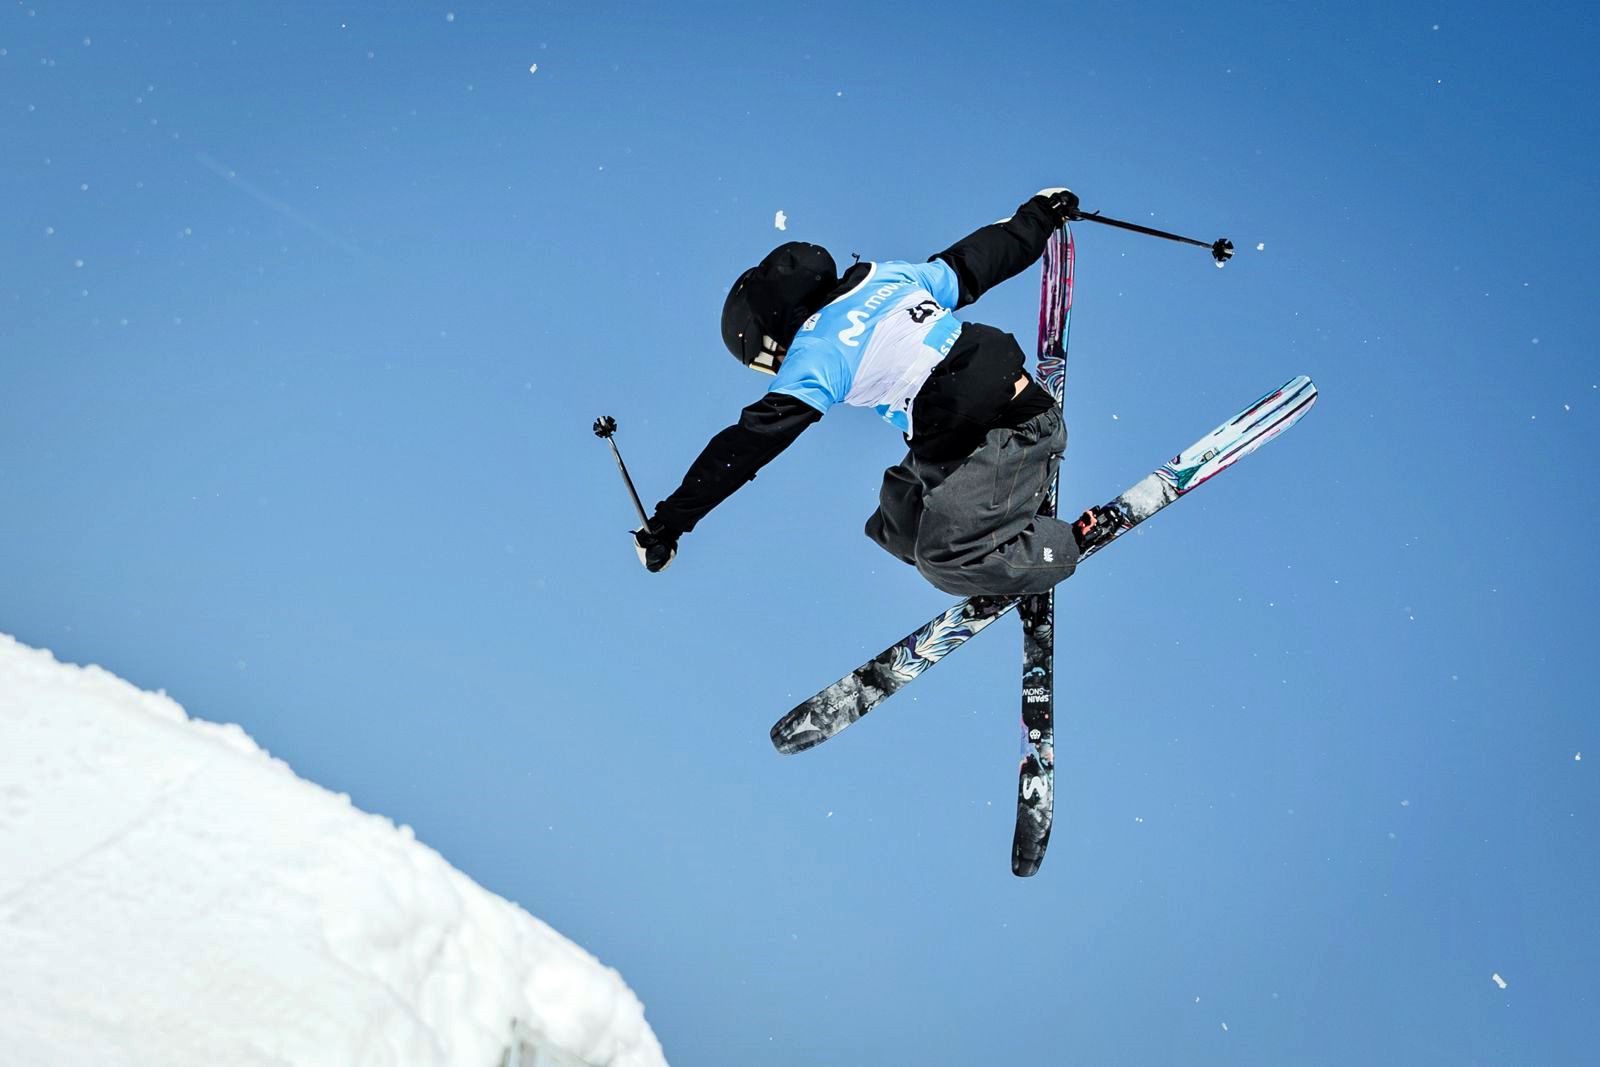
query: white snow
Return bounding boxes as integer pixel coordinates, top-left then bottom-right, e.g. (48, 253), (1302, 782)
(0, 634), (668, 1067)
(774, 210), (788, 231)
(1493, 973), (1508, 989)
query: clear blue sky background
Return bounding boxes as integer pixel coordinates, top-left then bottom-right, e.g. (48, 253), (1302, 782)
(4, 2), (1596, 1063)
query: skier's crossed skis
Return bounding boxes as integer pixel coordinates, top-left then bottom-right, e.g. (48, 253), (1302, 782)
(768, 374), (1318, 757)
(597, 188), (1315, 875)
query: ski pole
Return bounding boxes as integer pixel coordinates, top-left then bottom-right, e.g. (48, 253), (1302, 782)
(592, 415), (651, 527)
(1074, 210), (1234, 267)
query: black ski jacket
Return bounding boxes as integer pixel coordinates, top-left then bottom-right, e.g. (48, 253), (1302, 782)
(653, 193), (1065, 536)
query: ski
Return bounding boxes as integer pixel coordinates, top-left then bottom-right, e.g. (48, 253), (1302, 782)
(770, 374), (1319, 756)
(1013, 225), (1073, 877)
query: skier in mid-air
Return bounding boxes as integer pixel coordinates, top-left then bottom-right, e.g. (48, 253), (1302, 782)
(632, 188), (1125, 595)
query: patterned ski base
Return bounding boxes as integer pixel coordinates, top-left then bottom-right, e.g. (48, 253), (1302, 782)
(1013, 594), (1055, 876)
(769, 374), (1318, 757)
(1012, 225), (1073, 878)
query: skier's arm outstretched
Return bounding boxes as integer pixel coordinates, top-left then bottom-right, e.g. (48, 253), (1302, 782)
(634, 393), (821, 571)
(932, 188), (1079, 308)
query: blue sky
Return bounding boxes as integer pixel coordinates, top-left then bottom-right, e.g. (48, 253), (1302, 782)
(3, 1), (1597, 1063)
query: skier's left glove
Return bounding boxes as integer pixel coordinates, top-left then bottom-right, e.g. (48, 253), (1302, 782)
(1037, 187), (1081, 224)
(634, 520), (679, 573)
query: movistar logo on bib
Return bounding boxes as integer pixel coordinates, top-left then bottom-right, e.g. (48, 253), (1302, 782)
(837, 310), (869, 347)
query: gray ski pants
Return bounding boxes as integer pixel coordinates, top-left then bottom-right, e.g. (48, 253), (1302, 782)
(864, 406), (1081, 597)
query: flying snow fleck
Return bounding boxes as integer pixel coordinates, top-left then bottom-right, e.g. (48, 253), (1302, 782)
(774, 210), (787, 231)
(1576, 752), (1583, 762)
(1492, 973), (1508, 989)
(1221, 1023), (1229, 1032)
(529, 63), (538, 74)
(1256, 242), (1266, 251)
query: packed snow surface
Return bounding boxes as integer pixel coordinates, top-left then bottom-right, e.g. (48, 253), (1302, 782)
(0, 634), (668, 1067)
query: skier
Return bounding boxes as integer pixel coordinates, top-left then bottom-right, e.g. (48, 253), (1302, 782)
(632, 189), (1126, 595)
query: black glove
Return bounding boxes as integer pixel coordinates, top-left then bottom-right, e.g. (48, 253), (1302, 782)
(634, 520), (679, 573)
(1071, 502), (1128, 554)
(1038, 187), (1081, 225)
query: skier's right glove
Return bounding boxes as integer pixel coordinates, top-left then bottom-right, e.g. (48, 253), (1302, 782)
(634, 520), (679, 573)
(1037, 187), (1081, 225)
(1071, 502), (1129, 554)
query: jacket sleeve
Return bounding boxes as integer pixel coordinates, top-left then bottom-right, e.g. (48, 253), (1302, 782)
(929, 193), (1061, 309)
(651, 392), (823, 535)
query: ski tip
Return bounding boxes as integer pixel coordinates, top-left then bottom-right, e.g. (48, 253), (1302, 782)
(1012, 822), (1052, 877)
(1285, 375), (1319, 419)
(770, 723), (813, 755)
(1285, 374), (1317, 399)
(1011, 855), (1043, 878)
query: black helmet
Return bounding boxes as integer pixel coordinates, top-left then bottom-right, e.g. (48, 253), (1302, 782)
(721, 242), (838, 374)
